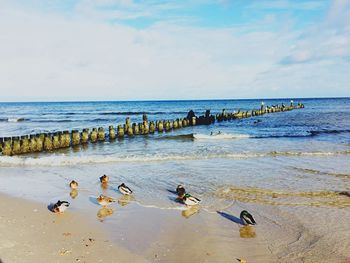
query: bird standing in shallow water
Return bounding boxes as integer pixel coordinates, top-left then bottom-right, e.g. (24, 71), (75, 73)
(182, 193), (200, 206)
(240, 210), (256, 225)
(118, 183), (133, 195)
(69, 180), (78, 189)
(176, 185), (186, 198)
(96, 195), (116, 206)
(52, 200), (70, 213)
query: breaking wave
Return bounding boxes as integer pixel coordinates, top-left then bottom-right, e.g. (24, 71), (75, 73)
(1, 150), (349, 167)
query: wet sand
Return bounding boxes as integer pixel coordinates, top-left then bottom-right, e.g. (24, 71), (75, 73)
(0, 194), (147, 263)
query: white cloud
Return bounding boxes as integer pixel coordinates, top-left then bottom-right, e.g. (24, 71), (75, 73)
(0, 0), (349, 101)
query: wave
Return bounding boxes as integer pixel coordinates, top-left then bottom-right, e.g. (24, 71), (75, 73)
(157, 133), (251, 141)
(194, 133), (251, 140)
(1, 150), (349, 167)
(0, 118), (29, 122)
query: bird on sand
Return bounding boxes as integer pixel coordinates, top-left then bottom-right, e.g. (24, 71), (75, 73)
(52, 200), (70, 213)
(96, 195), (116, 206)
(100, 174), (109, 184)
(69, 180), (78, 189)
(176, 185), (186, 198)
(118, 183), (133, 195)
(240, 210), (256, 225)
(182, 193), (201, 206)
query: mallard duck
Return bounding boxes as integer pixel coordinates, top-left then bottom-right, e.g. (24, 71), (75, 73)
(182, 193), (200, 206)
(176, 185), (186, 198)
(52, 200), (70, 213)
(69, 180), (78, 189)
(96, 194), (116, 206)
(100, 174), (109, 184)
(240, 210), (256, 225)
(118, 183), (133, 195)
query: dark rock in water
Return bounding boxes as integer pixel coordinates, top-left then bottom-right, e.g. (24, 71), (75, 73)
(187, 110), (196, 120)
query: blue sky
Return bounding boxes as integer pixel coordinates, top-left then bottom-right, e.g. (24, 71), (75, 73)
(0, 0), (349, 101)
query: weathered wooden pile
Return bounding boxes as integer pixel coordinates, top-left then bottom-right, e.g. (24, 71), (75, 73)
(0, 102), (304, 156)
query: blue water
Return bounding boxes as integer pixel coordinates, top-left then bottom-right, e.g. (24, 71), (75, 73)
(0, 98), (349, 205)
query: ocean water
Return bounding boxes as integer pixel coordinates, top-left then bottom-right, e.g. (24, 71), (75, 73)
(1, 98), (350, 260)
(0, 98), (350, 206)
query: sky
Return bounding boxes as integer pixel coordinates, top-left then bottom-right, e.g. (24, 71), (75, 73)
(0, 0), (349, 101)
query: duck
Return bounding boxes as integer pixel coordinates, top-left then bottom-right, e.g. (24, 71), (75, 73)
(99, 174), (109, 184)
(118, 183), (133, 195)
(176, 185), (186, 198)
(96, 194), (116, 206)
(240, 210), (256, 225)
(69, 180), (78, 189)
(182, 193), (200, 206)
(52, 200), (70, 213)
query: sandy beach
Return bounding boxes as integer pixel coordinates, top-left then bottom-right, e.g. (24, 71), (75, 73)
(0, 194), (147, 263)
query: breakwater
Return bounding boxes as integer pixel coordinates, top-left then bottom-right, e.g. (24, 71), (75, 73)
(0, 102), (304, 156)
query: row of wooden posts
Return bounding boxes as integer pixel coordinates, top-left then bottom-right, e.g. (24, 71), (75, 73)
(0, 102), (304, 156)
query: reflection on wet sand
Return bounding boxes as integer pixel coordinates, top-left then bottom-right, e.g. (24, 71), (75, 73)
(70, 189), (78, 199)
(239, 225), (256, 238)
(101, 182), (109, 190)
(118, 195), (134, 207)
(97, 207), (114, 222)
(182, 206), (199, 219)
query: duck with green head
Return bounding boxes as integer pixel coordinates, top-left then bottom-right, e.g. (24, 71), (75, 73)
(182, 193), (200, 206)
(240, 210), (256, 225)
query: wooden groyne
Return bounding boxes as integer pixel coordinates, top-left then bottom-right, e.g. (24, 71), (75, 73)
(0, 102), (304, 156)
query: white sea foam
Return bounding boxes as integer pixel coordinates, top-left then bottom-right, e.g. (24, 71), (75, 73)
(0, 150), (349, 167)
(193, 133), (251, 140)
(6, 117), (26, 122)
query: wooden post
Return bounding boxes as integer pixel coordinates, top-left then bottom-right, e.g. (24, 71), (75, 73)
(143, 120), (149, 134)
(20, 135), (30, 154)
(158, 121), (164, 133)
(72, 130), (80, 146)
(12, 136), (21, 155)
(125, 117), (131, 132)
(0, 137), (3, 154)
(81, 128), (89, 144)
(52, 132), (60, 149)
(29, 134), (37, 152)
(109, 126), (116, 140)
(191, 117), (196, 126)
(90, 128), (98, 143)
(36, 134), (44, 152)
(127, 126), (133, 136)
(64, 131), (71, 147)
(2, 137), (12, 156)
(117, 125), (124, 137)
(98, 127), (105, 141)
(133, 123), (139, 135)
(149, 121), (155, 133)
(43, 134), (52, 151)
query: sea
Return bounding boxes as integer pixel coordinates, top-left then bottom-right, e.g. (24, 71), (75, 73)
(0, 98), (350, 260)
(0, 98), (349, 202)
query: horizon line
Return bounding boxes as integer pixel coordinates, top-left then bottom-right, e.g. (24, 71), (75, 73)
(0, 96), (349, 104)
